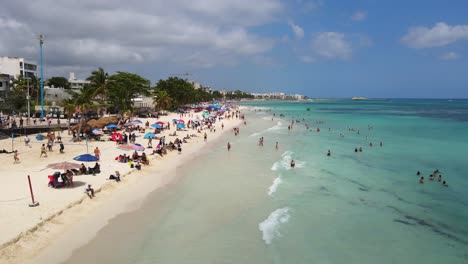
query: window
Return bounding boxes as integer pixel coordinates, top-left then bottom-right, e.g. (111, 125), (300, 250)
(0, 82), (3, 87)
(20, 62), (23, 67)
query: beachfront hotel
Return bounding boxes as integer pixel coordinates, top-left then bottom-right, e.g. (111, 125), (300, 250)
(0, 56), (38, 101)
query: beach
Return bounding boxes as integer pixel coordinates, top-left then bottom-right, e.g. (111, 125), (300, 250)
(1, 99), (468, 264)
(0, 108), (243, 264)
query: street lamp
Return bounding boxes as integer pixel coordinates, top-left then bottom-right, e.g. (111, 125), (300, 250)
(25, 77), (31, 125)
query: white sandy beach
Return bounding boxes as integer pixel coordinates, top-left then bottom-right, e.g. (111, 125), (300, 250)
(0, 108), (243, 264)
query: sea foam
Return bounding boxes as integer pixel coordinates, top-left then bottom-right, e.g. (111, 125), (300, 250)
(268, 176), (282, 196)
(271, 151), (305, 171)
(249, 121), (283, 137)
(259, 207), (290, 244)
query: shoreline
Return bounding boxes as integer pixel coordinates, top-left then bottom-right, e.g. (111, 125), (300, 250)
(0, 109), (243, 264)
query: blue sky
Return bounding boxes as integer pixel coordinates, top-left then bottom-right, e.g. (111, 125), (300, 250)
(1, 0), (467, 98)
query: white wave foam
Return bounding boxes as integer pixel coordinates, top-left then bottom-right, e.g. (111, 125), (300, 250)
(250, 121), (283, 137)
(249, 132), (262, 137)
(266, 121), (283, 132)
(259, 207), (290, 245)
(268, 176), (282, 196)
(271, 151), (305, 171)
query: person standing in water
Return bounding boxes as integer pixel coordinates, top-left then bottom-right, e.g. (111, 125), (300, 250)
(290, 160), (295, 168)
(275, 142), (278, 151)
(227, 142), (231, 151)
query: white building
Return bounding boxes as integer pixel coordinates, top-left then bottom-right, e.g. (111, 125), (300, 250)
(0, 56), (37, 79)
(68, 72), (90, 90)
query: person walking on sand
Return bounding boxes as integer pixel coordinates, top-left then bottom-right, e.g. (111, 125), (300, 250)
(204, 132), (207, 142)
(94, 147), (101, 160)
(40, 144), (48, 158)
(13, 150), (19, 164)
(227, 142), (231, 151)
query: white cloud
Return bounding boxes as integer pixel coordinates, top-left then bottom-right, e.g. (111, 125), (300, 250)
(288, 20), (304, 39)
(312, 32), (352, 59)
(0, 0), (283, 75)
(440, 52), (459, 60)
(298, 55), (314, 63)
(401, 22), (468, 48)
(351, 11), (366, 21)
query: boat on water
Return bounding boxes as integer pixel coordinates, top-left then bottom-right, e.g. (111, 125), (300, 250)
(352, 97), (367, 100)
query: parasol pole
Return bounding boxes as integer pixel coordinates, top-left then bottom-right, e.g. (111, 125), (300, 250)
(28, 175), (40, 207)
(86, 135), (89, 153)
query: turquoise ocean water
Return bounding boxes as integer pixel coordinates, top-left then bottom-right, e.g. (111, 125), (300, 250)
(64, 99), (468, 264)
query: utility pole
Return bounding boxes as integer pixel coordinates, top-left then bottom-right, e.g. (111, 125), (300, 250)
(39, 34), (44, 120)
(26, 78), (31, 125)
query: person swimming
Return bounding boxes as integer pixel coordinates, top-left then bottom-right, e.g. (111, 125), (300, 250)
(429, 174), (435, 181)
(327, 150), (331, 156)
(419, 177), (424, 184)
(359, 147), (363, 152)
(442, 180), (448, 187)
(354, 148), (358, 153)
(438, 175), (442, 182)
(290, 160), (295, 168)
(416, 171), (421, 176)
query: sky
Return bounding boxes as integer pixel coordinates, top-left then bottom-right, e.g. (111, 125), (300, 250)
(1, 0), (467, 98)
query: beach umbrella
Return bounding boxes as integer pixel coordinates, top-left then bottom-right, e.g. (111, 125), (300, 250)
(117, 145), (133, 151)
(178, 119), (185, 123)
(172, 118), (177, 122)
(133, 143), (145, 151)
(177, 123), (185, 129)
(106, 124), (118, 129)
(156, 121), (164, 125)
(117, 144), (146, 151)
(73, 154), (99, 162)
(144, 132), (156, 139)
(151, 123), (162, 129)
(133, 120), (143, 124)
(47, 161), (81, 170)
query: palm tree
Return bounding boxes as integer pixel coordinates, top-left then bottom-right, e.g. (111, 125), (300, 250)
(87, 67), (109, 103)
(153, 89), (173, 111)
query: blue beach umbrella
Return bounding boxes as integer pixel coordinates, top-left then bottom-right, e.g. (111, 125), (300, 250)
(151, 123), (162, 129)
(144, 132), (156, 139)
(177, 123), (185, 129)
(73, 154), (99, 162)
(106, 124), (118, 129)
(133, 120), (143, 124)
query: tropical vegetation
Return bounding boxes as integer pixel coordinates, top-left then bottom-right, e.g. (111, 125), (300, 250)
(2, 67), (254, 116)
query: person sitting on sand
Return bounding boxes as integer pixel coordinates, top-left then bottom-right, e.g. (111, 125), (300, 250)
(79, 163), (87, 174)
(419, 177), (424, 184)
(59, 143), (65, 153)
(134, 160), (141, 170)
(85, 184), (95, 198)
(141, 152), (149, 165)
(109, 171), (121, 182)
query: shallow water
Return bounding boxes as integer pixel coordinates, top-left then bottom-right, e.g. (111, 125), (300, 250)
(64, 100), (468, 264)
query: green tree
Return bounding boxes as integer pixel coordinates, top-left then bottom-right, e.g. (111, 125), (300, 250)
(154, 77), (199, 107)
(87, 67), (109, 103)
(47, 77), (70, 89)
(153, 89), (173, 111)
(107, 72), (151, 113)
(212, 90), (222, 99)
